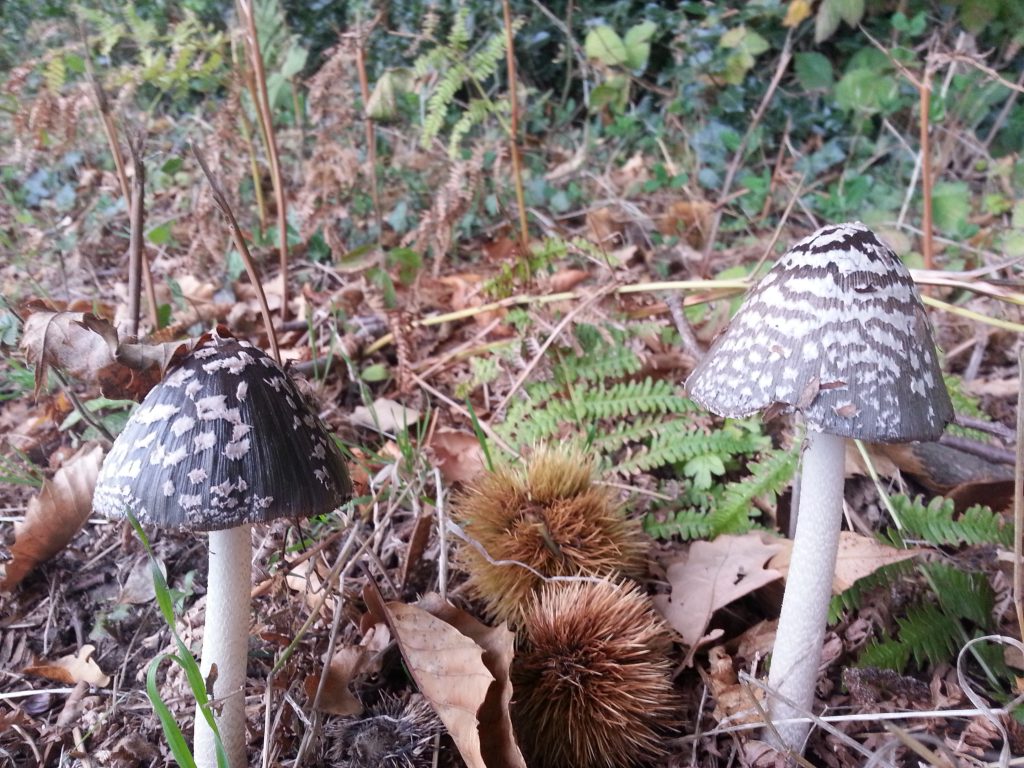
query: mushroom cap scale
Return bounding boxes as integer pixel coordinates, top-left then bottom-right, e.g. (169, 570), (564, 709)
(93, 328), (351, 530)
(685, 222), (953, 442)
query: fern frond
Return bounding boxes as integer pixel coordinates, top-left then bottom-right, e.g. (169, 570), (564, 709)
(828, 559), (916, 623)
(885, 495), (1010, 548)
(858, 638), (911, 671)
(707, 444), (799, 535)
(644, 508), (713, 541)
(920, 562), (994, 629)
(894, 603), (963, 668)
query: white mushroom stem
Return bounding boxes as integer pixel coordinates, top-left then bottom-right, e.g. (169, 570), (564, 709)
(766, 430), (845, 752)
(194, 524), (251, 768)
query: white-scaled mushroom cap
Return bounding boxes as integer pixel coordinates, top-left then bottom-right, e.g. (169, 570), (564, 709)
(685, 222), (953, 443)
(93, 327), (352, 530)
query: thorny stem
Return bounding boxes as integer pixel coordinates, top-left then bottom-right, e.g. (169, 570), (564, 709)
(502, 0), (530, 249)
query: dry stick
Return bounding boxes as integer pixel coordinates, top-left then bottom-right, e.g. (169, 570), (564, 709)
(233, 37), (267, 237)
(237, 0), (289, 321)
(700, 30), (793, 272)
(502, 0), (530, 248)
(125, 134), (145, 339)
(191, 143), (281, 364)
(81, 36), (159, 329)
(919, 62), (935, 273)
(354, 19), (384, 240)
(1015, 345), (1024, 643)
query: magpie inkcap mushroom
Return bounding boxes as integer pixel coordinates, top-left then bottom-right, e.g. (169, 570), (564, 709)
(94, 326), (351, 767)
(685, 222), (952, 753)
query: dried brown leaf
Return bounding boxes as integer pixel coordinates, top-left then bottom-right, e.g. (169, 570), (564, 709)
(768, 531), (922, 592)
(23, 643), (110, 686)
(653, 532), (784, 648)
(0, 443), (103, 591)
(20, 311), (117, 396)
(417, 594), (527, 768)
(304, 646), (367, 717)
(428, 429), (486, 485)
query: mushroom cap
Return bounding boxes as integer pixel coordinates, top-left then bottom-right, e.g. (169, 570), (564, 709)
(93, 328), (352, 530)
(685, 222), (953, 442)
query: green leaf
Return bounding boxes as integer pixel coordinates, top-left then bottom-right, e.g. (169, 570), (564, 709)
(815, 0), (843, 42)
(585, 25), (628, 67)
(280, 45), (308, 80)
(623, 21), (656, 70)
(931, 181), (970, 235)
(361, 363), (390, 382)
(795, 52), (834, 91)
(147, 222), (173, 245)
(161, 157), (183, 175)
(835, 69), (898, 114)
(835, 0), (865, 26)
(386, 247), (422, 286)
(683, 454), (726, 490)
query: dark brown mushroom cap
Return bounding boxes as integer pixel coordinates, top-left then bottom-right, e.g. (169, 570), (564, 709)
(685, 222), (953, 443)
(93, 328), (352, 530)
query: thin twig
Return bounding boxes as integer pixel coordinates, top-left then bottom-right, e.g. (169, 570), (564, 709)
(190, 143), (281, 363)
(919, 60), (935, 272)
(502, 0), (529, 248)
(354, 17), (384, 240)
(701, 30), (793, 269)
(125, 133), (145, 339)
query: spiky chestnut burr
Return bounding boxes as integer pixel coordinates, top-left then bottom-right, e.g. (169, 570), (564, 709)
(452, 445), (647, 627)
(511, 579), (678, 768)
(323, 694), (444, 768)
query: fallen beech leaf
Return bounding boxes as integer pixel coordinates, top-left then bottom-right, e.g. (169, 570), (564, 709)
(428, 429), (486, 484)
(768, 531), (922, 592)
(0, 443), (103, 591)
(364, 583), (492, 768)
(117, 556), (166, 605)
(351, 397), (421, 434)
(304, 646), (366, 716)
(547, 269), (590, 293)
(418, 594), (527, 768)
(653, 532), (784, 648)
(21, 311), (117, 396)
(24, 644), (110, 686)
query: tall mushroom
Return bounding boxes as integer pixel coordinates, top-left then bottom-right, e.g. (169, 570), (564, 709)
(93, 327), (351, 768)
(686, 222), (952, 752)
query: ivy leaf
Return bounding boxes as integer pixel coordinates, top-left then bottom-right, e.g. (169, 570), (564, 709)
(585, 26), (627, 67)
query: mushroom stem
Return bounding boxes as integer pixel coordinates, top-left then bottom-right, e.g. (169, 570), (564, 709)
(766, 430), (845, 751)
(194, 524), (251, 768)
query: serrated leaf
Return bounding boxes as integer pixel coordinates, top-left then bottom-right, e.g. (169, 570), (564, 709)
(623, 21), (656, 70)
(795, 52), (834, 91)
(585, 25), (628, 66)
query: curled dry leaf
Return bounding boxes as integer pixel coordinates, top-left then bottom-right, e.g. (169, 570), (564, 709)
(706, 646), (763, 726)
(23, 643), (111, 687)
(351, 397), (421, 434)
(304, 623), (392, 717)
(0, 443), (103, 592)
(653, 532), (784, 649)
(428, 429), (486, 485)
(20, 310), (117, 397)
(417, 594), (526, 768)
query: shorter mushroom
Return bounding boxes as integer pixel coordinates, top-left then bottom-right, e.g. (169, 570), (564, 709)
(686, 222), (952, 751)
(94, 327), (351, 768)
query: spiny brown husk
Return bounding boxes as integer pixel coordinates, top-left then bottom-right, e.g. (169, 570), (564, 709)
(323, 693), (444, 768)
(511, 579), (679, 768)
(452, 445), (647, 627)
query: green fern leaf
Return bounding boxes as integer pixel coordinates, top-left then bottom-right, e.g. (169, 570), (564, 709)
(707, 443), (799, 535)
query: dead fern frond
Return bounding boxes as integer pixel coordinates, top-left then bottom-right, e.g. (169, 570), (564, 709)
(401, 144), (489, 274)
